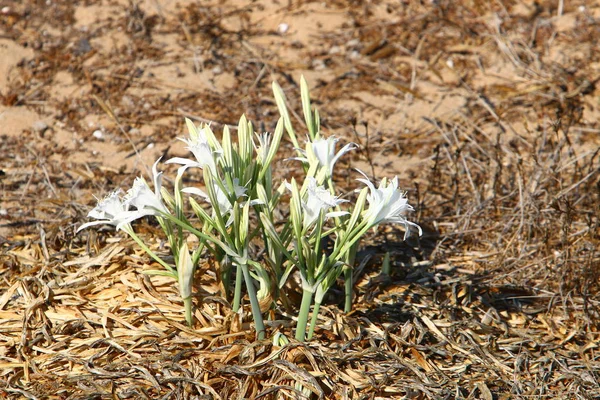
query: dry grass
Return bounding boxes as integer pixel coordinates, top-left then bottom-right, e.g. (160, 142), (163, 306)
(1, 0), (599, 398)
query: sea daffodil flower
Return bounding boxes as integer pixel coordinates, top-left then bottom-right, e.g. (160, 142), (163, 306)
(166, 125), (221, 175)
(183, 178), (246, 215)
(183, 178), (261, 226)
(77, 190), (136, 232)
(123, 159), (168, 217)
(291, 177), (349, 228)
(78, 160), (171, 232)
(358, 174), (422, 238)
(308, 136), (357, 176)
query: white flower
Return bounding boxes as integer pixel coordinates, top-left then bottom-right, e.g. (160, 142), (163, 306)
(358, 174), (422, 238)
(293, 177), (349, 228)
(78, 159), (171, 233)
(308, 137), (357, 176)
(123, 178), (166, 215)
(166, 127), (221, 175)
(183, 178), (245, 214)
(214, 179), (247, 215)
(123, 159), (168, 216)
(77, 190), (143, 232)
(183, 178), (261, 225)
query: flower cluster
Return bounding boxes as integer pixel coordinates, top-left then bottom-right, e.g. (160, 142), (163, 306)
(78, 76), (421, 342)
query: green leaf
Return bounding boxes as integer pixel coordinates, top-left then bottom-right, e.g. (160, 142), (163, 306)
(189, 197), (217, 229)
(278, 261), (295, 289)
(160, 186), (175, 210)
(259, 213), (292, 260)
(312, 208), (325, 258)
(143, 270), (177, 278)
(256, 183), (271, 210)
(203, 172), (224, 229)
(237, 114), (251, 167)
(174, 167), (186, 220)
(185, 118), (199, 141)
(300, 75), (316, 140)
(289, 178), (304, 241)
(272, 80), (300, 150)
(239, 200), (250, 246)
(267, 118), (284, 163)
(259, 118), (284, 181)
(381, 252), (391, 276)
(156, 208), (238, 258)
(347, 187), (368, 233)
(246, 119), (255, 166)
(221, 125), (234, 173)
(203, 123), (222, 151)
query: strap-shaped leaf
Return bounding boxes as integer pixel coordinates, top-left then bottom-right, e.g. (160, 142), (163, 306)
(347, 187), (368, 233)
(239, 200), (251, 246)
(185, 118), (199, 141)
(300, 75), (316, 140)
(237, 114), (252, 167)
(221, 125), (234, 173)
(203, 170), (229, 237)
(272, 80), (300, 151)
(259, 213), (293, 261)
(188, 197), (217, 229)
(143, 270), (177, 278)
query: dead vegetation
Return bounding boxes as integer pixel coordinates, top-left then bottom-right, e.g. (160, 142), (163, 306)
(1, 0), (599, 399)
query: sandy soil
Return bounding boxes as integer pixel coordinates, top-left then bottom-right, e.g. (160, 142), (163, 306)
(1, 1), (598, 200)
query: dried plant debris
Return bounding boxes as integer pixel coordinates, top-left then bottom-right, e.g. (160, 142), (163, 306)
(1, 0), (599, 398)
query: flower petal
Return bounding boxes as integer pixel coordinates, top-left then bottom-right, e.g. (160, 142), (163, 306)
(330, 142), (357, 173)
(325, 210), (350, 219)
(165, 157), (198, 166)
(182, 187), (209, 199)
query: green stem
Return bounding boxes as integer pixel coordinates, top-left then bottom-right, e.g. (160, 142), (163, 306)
(344, 244), (358, 313)
(124, 227), (175, 274)
(158, 211), (235, 258)
(295, 288), (314, 342)
(221, 255), (231, 298)
(240, 262), (265, 340)
(329, 219), (371, 263)
(307, 300), (321, 340)
(183, 297), (193, 327)
(232, 263), (243, 313)
(344, 266), (353, 313)
(381, 252), (391, 276)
